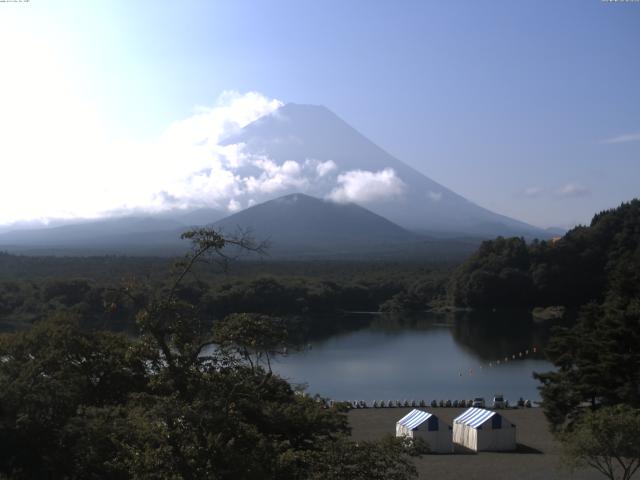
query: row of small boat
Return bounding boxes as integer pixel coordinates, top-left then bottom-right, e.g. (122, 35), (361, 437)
(328, 399), (533, 409)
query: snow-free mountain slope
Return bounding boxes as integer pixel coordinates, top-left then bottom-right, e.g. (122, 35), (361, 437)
(213, 193), (414, 249)
(0, 216), (184, 246)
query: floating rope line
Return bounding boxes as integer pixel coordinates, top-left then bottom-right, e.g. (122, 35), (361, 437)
(457, 346), (539, 377)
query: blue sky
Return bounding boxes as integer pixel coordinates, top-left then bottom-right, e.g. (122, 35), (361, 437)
(1, 0), (638, 227)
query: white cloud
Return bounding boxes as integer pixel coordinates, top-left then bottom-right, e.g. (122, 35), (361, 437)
(600, 132), (640, 144)
(244, 158), (309, 194)
(556, 183), (590, 198)
(0, 90), (283, 224)
(328, 168), (405, 204)
(523, 186), (543, 198)
(227, 199), (242, 212)
(428, 191), (443, 202)
(0, 76), (409, 224)
(315, 160), (337, 177)
(171, 156), (341, 208)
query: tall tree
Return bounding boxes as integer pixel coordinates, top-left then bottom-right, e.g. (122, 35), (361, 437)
(534, 301), (640, 432)
(561, 405), (640, 480)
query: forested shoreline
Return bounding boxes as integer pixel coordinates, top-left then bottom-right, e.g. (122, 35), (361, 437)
(3, 197), (638, 332)
(449, 200), (640, 309)
(0, 254), (452, 332)
(1, 200), (639, 479)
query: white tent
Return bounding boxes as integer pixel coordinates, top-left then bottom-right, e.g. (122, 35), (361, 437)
(396, 409), (453, 453)
(452, 407), (516, 452)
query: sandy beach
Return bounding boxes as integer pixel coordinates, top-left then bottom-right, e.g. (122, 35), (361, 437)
(348, 407), (602, 480)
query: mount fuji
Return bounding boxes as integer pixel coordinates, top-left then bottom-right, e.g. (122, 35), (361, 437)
(222, 103), (547, 238)
(0, 103), (549, 256)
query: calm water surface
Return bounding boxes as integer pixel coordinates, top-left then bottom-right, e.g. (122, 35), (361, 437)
(273, 311), (556, 403)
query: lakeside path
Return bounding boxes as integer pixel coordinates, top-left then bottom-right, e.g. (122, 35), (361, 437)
(348, 407), (601, 480)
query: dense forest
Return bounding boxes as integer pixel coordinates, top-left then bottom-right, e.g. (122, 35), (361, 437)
(0, 253), (450, 332)
(2, 200), (639, 333)
(446, 201), (640, 439)
(449, 199), (640, 308)
(519, 200), (640, 467)
(0, 229), (429, 479)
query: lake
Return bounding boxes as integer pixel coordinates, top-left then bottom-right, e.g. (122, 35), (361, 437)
(273, 311), (557, 404)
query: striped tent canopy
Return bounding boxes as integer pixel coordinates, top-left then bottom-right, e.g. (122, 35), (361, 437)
(397, 409), (432, 430)
(454, 408), (496, 429)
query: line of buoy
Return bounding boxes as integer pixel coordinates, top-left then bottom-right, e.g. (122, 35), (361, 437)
(458, 346), (539, 377)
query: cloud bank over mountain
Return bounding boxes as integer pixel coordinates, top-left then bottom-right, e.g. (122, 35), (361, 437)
(328, 168), (406, 204)
(0, 90), (411, 225)
(0, 91), (282, 224)
(1, 94), (553, 239)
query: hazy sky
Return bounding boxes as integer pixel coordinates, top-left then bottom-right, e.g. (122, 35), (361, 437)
(1, 0), (638, 228)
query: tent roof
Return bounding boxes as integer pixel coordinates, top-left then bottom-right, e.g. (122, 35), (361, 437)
(397, 409), (433, 430)
(454, 408), (497, 429)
